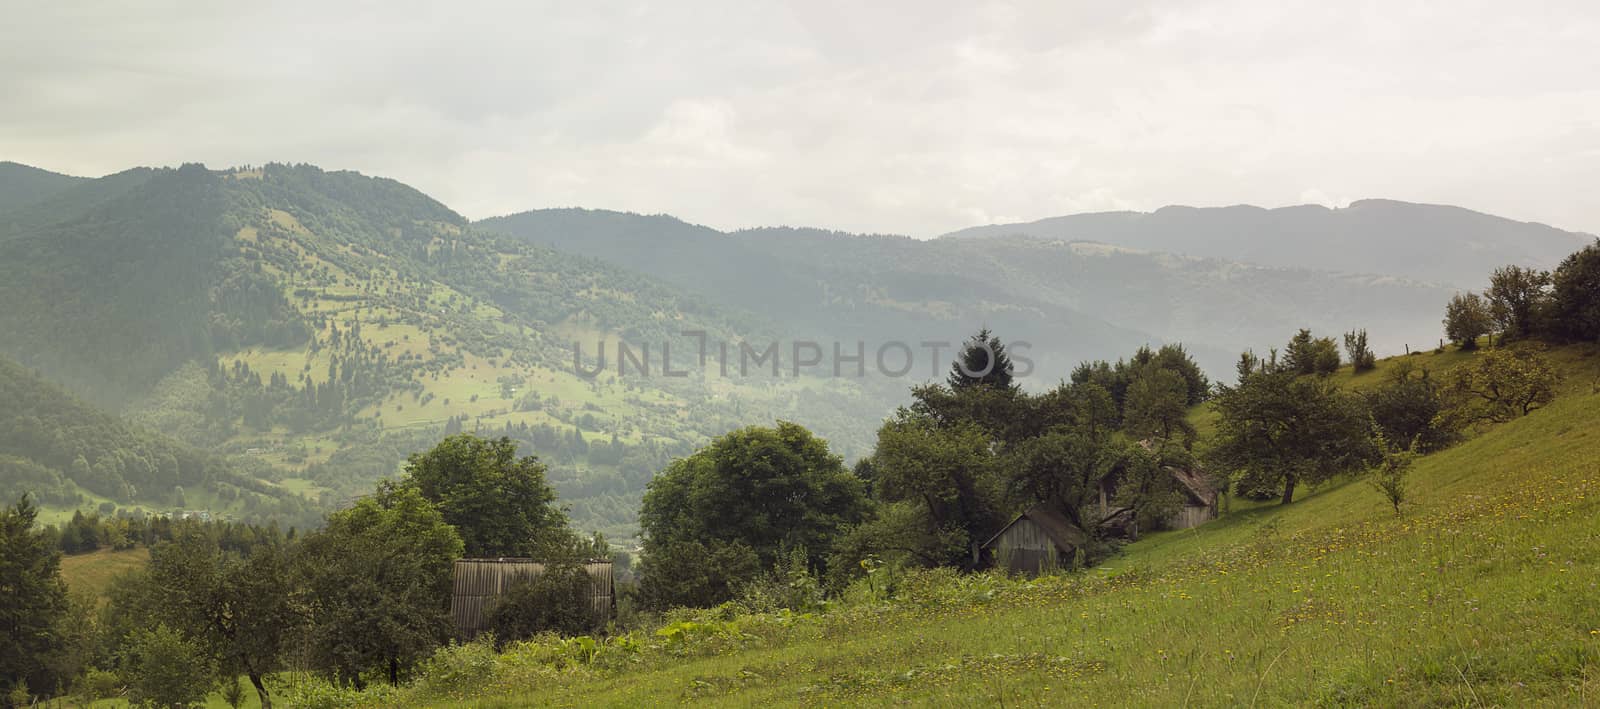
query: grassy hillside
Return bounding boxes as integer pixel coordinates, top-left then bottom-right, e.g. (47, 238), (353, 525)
(59, 548), (150, 603)
(373, 343), (1600, 706)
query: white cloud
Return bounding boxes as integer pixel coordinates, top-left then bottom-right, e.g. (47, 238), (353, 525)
(1, 0), (1597, 236)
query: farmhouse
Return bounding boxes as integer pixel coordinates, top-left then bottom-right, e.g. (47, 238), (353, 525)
(980, 503), (1089, 575)
(449, 558), (615, 638)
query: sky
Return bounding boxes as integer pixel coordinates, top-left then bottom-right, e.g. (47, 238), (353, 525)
(3, 0), (1598, 237)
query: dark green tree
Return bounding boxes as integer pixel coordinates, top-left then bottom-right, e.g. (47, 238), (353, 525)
(0, 496), (70, 702)
(485, 560), (598, 641)
(398, 433), (571, 558)
(869, 413), (1001, 569)
(1123, 368), (1197, 448)
(139, 533), (296, 709)
(1443, 292), (1493, 350)
(1550, 240), (1600, 342)
(119, 624), (217, 709)
(1283, 329), (1341, 376)
(947, 328), (1014, 391)
(636, 422), (867, 608)
(297, 488), (463, 687)
(1206, 370), (1375, 505)
(1486, 265), (1551, 341)
(633, 539), (761, 611)
(1360, 360), (1460, 453)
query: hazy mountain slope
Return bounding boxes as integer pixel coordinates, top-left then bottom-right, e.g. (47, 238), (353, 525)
(0, 353), (316, 525)
(0, 160), (87, 212)
(480, 211), (1454, 377)
(480, 210), (1164, 378)
(942, 200), (1595, 287)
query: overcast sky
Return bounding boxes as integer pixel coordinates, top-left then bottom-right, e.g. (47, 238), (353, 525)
(3, 1), (1598, 236)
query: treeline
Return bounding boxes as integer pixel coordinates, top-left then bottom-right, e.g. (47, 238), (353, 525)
(1442, 240), (1600, 348)
(0, 354), (320, 526)
(0, 355), (225, 503)
(1, 434), (612, 706)
(630, 331), (1214, 610)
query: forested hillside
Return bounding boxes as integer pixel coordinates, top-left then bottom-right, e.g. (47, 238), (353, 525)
(0, 354), (317, 526)
(0, 161), (85, 212)
(0, 163), (891, 537)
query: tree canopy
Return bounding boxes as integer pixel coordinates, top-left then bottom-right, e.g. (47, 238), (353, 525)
(398, 433), (572, 559)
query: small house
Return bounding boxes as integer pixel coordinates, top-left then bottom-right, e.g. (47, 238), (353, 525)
(449, 558), (614, 638)
(980, 503), (1089, 576)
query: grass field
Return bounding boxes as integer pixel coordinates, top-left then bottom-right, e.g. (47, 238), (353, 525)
(366, 343), (1600, 707)
(60, 548), (150, 603)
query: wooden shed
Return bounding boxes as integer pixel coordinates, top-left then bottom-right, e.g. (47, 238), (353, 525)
(1098, 463), (1219, 537)
(449, 558), (614, 638)
(980, 503), (1089, 576)
(1167, 466), (1219, 530)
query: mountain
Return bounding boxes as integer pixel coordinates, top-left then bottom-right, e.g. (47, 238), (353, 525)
(478, 209), (1455, 376)
(941, 200), (1596, 287)
(0, 353), (317, 526)
(0, 161), (87, 213)
(0, 163), (887, 537)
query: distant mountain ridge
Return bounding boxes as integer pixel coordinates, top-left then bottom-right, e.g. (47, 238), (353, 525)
(940, 199), (1595, 287)
(0, 160), (88, 212)
(478, 208), (1455, 378)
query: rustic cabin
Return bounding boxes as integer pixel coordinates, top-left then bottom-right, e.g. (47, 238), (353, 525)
(449, 558), (614, 638)
(980, 503), (1089, 576)
(1098, 462), (1219, 538)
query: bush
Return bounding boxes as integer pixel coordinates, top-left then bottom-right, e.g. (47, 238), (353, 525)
(486, 561), (598, 641)
(1344, 330), (1377, 373)
(736, 547), (825, 613)
(414, 637), (500, 697)
(78, 668), (124, 700)
(119, 624), (217, 709)
(1361, 360), (1461, 453)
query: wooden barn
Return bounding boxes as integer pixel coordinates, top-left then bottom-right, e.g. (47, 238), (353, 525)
(449, 558), (614, 638)
(1098, 462), (1219, 537)
(1167, 466), (1220, 530)
(980, 503), (1089, 576)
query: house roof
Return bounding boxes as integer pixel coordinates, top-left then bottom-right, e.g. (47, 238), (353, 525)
(981, 502), (1089, 551)
(1169, 466), (1218, 507)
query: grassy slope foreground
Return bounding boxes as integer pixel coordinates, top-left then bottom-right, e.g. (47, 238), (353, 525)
(380, 345), (1600, 707)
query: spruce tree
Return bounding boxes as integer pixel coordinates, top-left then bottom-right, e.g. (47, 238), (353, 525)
(947, 328), (1014, 390)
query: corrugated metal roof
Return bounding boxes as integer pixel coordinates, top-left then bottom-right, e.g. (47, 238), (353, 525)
(449, 558), (614, 638)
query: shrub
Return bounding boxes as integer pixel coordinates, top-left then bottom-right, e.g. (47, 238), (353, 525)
(78, 668), (124, 700)
(1361, 360), (1460, 453)
(414, 637), (500, 697)
(486, 561), (598, 641)
(1344, 330), (1377, 373)
(119, 624), (217, 709)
